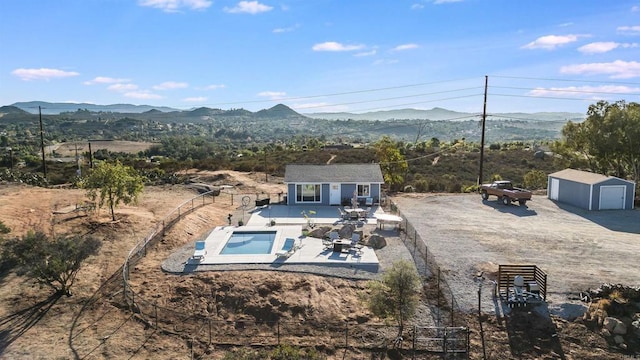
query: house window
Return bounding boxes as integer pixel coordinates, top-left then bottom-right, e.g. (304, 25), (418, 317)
(296, 184), (321, 203)
(357, 184), (370, 197)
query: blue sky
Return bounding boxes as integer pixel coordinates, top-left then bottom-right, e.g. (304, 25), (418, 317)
(2, 0), (640, 114)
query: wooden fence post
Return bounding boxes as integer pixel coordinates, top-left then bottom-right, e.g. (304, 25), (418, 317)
(412, 325), (417, 360)
(155, 301), (158, 329)
(345, 322), (349, 348)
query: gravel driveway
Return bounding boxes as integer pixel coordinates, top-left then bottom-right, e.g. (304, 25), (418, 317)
(392, 193), (640, 318)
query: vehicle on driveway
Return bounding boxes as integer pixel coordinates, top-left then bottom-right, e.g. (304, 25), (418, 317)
(480, 180), (532, 206)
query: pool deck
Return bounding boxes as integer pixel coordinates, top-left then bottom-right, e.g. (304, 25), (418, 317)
(197, 225), (379, 271)
(159, 205), (409, 276)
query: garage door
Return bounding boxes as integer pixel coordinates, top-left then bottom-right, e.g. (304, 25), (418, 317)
(599, 185), (626, 210)
(549, 178), (559, 200)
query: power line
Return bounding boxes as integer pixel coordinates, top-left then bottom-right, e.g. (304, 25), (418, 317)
(489, 74), (640, 86)
(491, 85), (640, 97)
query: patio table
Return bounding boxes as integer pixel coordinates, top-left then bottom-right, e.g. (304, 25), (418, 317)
(375, 213), (403, 230)
(344, 207), (367, 219)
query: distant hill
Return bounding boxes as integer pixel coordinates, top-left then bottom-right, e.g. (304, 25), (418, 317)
(6, 101), (585, 123)
(305, 107), (585, 122)
(0, 105), (30, 116)
(11, 101), (180, 114)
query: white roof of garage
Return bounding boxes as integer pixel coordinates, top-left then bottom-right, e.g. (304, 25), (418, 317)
(549, 169), (634, 185)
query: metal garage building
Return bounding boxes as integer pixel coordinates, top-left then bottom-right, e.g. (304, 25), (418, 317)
(548, 169), (636, 210)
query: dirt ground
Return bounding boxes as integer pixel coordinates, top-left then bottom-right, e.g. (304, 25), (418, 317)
(392, 193), (640, 314)
(0, 174), (637, 359)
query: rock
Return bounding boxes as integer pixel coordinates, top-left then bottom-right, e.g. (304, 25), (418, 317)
(614, 321), (628, 335)
(631, 320), (640, 337)
(338, 224), (355, 238)
(309, 226), (330, 239)
(604, 317), (623, 333)
(368, 234), (387, 249)
(614, 335), (625, 345)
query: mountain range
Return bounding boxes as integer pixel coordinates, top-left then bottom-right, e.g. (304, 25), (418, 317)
(6, 101), (585, 122)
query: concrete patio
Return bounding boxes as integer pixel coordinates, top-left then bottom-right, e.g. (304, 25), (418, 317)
(182, 205), (404, 273)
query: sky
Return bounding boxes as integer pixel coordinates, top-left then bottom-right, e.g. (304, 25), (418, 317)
(2, 0), (640, 115)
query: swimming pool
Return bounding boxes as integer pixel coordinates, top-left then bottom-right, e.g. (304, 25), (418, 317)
(220, 230), (277, 255)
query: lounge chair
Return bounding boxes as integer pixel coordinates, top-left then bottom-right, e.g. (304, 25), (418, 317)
(193, 241), (207, 261)
(275, 238), (298, 257)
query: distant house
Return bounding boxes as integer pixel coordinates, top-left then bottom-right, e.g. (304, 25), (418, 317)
(284, 164), (384, 206)
(548, 169), (636, 210)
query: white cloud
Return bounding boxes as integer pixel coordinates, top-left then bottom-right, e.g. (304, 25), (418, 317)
(12, 68), (79, 81)
(392, 43), (419, 51)
(108, 83), (139, 92)
(84, 76), (130, 85)
(373, 59), (399, 65)
(273, 24), (299, 33)
(411, 3), (425, 10)
(617, 25), (640, 35)
(152, 81), (188, 90)
(560, 60), (640, 79)
(578, 42), (638, 54)
(355, 49), (377, 57)
(433, 0), (463, 4)
(521, 34), (586, 50)
(138, 0), (212, 12)
(224, 1), (273, 14)
(528, 85), (640, 97)
(203, 84), (226, 90)
(632, 6), (640, 12)
(183, 96), (207, 102)
(258, 91), (286, 99)
(312, 41), (365, 52)
(124, 91), (163, 100)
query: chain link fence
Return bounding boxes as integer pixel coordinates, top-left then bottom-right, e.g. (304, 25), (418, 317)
(390, 199), (467, 328)
(118, 190), (469, 358)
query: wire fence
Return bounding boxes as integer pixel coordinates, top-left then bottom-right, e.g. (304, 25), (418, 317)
(118, 190), (469, 358)
(390, 199), (467, 328)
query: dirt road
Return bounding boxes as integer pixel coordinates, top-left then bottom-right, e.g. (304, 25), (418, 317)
(392, 193), (640, 317)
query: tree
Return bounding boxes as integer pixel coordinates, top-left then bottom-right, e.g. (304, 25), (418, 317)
(81, 160), (144, 221)
(558, 100), (640, 184)
(375, 136), (408, 192)
(1, 231), (101, 296)
(364, 260), (420, 339)
(523, 170), (547, 190)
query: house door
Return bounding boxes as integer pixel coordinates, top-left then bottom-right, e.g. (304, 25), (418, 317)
(549, 178), (559, 200)
(329, 183), (341, 205)
(599, 185), (626, 210)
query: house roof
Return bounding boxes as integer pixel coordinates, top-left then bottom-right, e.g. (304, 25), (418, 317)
(549, 168), (634, 185)
(284, 164), (384, 184)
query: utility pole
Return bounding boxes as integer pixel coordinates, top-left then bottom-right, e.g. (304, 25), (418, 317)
(88, 141), (93, 168)
(39, 106), (47, 179)
(478, 76), (488, 186)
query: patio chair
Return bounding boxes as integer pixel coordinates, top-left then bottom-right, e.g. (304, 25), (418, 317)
(192, 241), (207, 261)
(337, 208), (349, 221)
(365, 197), (373, 206)
(350, 233), (361, 246)
(275, 238), (298, 258)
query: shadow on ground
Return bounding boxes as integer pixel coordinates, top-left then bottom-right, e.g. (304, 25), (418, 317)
(554, 201), (640, 233)
(0, 292), (62, 354)
(504, 304), (566, 359)
(482, 199), (538, 217)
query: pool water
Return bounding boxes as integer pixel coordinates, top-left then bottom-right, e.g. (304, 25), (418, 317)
(220, 231), (277, 255)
